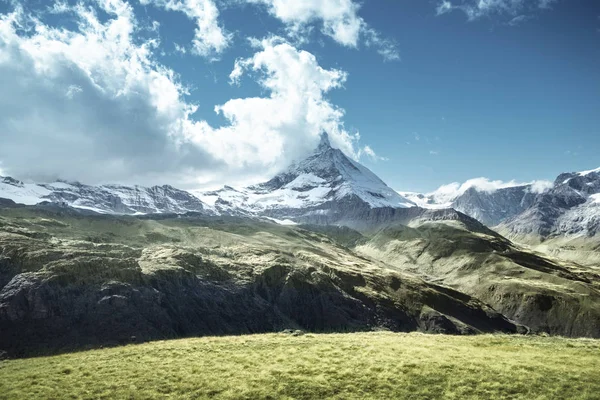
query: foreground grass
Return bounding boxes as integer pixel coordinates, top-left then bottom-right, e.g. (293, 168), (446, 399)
(1, 332), (599, 399)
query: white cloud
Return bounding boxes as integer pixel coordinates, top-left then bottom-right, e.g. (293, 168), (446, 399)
(361, 145), (388, 162)
(140, 0), (232, 59)
(538, 0), (557, 9)
(0, 0), (215, 186)
(0, 3), (377, 188)
(244, 0), (398, 60)
(436, 1), (453, 15)
(174, 43), (187, 54)
(436, 0), (558, 21)
(188, 36), (363, 174)
(429, 150), (439, 155)
(507, 15), (531, 26)
(364, 28), (400, 62)
(529, 180), (553, 193)
(245, 0), (362, 46)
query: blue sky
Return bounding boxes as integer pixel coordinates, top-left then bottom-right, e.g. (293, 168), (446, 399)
(0, 0), (598, 192)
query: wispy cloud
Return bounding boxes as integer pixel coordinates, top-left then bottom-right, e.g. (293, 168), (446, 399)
(436, 0), (453, 15)
(435, 0), (558, 22)
(141, 0), (232, 60)
(508, 15), (532, 26)
(361, 145), (389, 161)
(243, 0), (399, 61)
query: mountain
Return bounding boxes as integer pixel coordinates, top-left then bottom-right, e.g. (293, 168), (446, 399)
(493, 168), (600, 267)
(0, 176), (213, 215)
(1, 135), (416, 224)
(400, 181), (549, 227)
(198, 134), (416, 225)
(399, 168), (600, 267)
(402, 168), (600, 235)
(2, 137), (599, 242)
(499, 167), (600, 239)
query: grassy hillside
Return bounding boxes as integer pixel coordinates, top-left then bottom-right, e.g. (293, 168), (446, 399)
(1, 332), (599, 399)
(0, 207), (519, 357)
(356, 219), (600, 337)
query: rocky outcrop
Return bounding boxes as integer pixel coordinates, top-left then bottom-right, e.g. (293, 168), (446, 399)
(452, 186), (537, 227)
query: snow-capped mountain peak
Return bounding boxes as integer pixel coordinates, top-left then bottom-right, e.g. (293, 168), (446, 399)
(244, 133), (414, 210)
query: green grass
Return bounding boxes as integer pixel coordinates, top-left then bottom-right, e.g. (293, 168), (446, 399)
(1, 332), (599, 400)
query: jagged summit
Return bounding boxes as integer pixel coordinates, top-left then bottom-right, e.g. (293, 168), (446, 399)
(317, 131), (332, 152)
(500, 166), (600, 238)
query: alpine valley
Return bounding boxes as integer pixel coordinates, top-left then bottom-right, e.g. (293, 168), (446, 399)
(1, 134), (599, 357)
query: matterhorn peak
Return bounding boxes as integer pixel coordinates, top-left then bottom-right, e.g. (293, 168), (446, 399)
(316, 132), (332, 152)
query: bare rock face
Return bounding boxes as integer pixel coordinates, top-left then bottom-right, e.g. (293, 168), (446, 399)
(451, 186), (538, 227)
(0, 208), (520, 358)
(501, 169), (600, 238)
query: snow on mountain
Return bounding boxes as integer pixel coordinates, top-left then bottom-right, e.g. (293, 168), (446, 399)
(397, 192), (451, 209)
(198, 134), (415, 220)
(0, 177), (52, 205)
(500, 167), (600, 238)
(398, 178), (553, 226)
(1, 134), (415, 223)
(578, 167), (600, 177)
(0, 176), (213, 215)
(250, 134), (415, 208)
(4, 131), (597, 236)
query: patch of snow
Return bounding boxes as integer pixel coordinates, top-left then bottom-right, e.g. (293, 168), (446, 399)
(284, 173), (326, 190)
(397, 191), (451, 210)
(0, 179), (51, 205)
(47, 181), (75, 190)
(266, 217), (298, 225)
(578, 167), (600, 177)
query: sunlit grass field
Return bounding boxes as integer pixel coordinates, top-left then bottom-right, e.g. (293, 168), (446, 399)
(1, 332), (599, 399)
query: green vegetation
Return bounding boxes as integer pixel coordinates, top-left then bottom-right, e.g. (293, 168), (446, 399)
(356, 220), (600, 337)
(1, 332), (599, 399)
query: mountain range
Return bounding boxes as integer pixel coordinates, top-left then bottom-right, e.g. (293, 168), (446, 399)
(2, 134), (598, 242)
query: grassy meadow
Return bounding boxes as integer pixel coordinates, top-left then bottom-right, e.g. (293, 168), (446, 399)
(1, 332), (599, 399)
